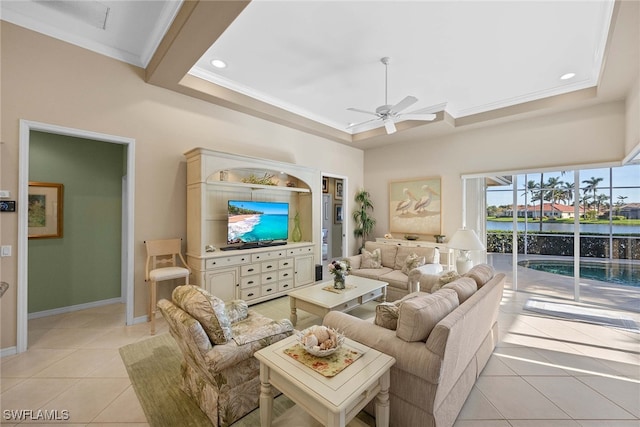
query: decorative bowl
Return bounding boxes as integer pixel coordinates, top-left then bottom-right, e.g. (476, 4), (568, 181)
(296, 326), (344, 357)
(404, 234), (419, 241)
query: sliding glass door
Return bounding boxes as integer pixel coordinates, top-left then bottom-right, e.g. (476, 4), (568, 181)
(482, 164), (639, 311)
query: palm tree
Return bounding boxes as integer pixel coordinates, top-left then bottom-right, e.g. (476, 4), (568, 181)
(582, 176), (603, 206)
(615, 195), (628, 216)
(560, 182), (575, 205)
(352, 189), (376, 253)
(544, 177), (563, 218)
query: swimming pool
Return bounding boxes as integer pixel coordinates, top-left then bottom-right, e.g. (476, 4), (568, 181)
(518, 259), (640, 287)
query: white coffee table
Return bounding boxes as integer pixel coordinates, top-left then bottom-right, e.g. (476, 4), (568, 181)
(288, 275), (387, 326)
(255, 334), (396, 427)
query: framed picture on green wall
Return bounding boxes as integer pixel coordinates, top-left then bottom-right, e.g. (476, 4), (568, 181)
(28, 182), (64, 239)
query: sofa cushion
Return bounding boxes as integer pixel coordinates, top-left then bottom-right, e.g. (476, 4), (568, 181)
(396, 289), (459, 342)
(441, 277), (478, 303)
(361, 247), (382, 269)
(364, 241), (398, 268)
(394, 246), (438, 270)
(351, 267), (394, 281)
(374, 302), (400, 330)
(401, 252), (426, 274)
(464, 264), (495, 288)
(431, 270), (461, 292)
(172, 285), (232, 344)
(379, 269), (412, 291)
(225, 300), (249, 323)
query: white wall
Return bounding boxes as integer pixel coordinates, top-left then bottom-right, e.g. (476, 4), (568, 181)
(364, 101), (627, 242)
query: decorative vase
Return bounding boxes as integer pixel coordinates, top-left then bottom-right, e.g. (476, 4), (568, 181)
(333, 273), (346, 290)
(292, 212), (302, 242)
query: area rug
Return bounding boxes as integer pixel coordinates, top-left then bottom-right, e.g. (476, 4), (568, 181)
(119, 333), (295, 426)
(524, 298), (640, 332)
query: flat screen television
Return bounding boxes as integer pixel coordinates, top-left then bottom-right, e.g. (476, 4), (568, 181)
(227, 200), (289, 245)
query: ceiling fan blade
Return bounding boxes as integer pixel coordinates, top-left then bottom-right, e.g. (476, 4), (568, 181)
(389, 95), (418, 114)
(347, 107), (379, 116)
(384, 118), (397, 134)
(397, 113), (437, 121)
(347, 117), (380, 129)
(405, 102), (448, 115)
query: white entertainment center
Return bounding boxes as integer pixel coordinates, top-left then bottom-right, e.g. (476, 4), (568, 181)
(184, 148), (321, 304)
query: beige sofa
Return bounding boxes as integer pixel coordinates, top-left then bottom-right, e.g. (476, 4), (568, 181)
(346, 241), (443, 302)
(158, 285), (293, 426)
(323, 264), (505, 427)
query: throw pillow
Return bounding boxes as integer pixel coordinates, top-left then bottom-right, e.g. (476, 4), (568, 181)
(374, 302), (400, 330)
(464, 264), (495, 288)
(439, 270), (461, 285)
(360, 247), (382, 269)
(441, 277), (478, 303)
(396, 289), (459, 342)
(401, 253), (425, 275)
(172, 285), (232, 344)
(225, 299), (249, 323)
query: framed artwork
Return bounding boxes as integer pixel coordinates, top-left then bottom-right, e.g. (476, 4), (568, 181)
(28, 182), (64, 239)
(322, 177), (328, 193)
(389, 176), (441, 236)
(334, 203), (343, 224)
(335, 180), (343, 200)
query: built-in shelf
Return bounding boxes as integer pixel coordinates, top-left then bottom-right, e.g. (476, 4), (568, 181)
(206, 180), (310, 193)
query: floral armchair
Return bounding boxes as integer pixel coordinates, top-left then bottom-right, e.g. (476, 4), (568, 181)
(157, 285), (293, 426)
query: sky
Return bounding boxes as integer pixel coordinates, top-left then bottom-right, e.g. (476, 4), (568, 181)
(487, 164), (640, 207)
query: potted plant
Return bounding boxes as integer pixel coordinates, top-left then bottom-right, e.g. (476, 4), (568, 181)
(352, 189), (376, 253)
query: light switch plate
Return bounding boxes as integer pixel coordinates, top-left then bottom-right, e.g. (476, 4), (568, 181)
(0, 191), (10, 198)
(1, 246), (11, 257)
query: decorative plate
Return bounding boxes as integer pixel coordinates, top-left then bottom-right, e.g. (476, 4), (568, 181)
(296, 326), (345, 357)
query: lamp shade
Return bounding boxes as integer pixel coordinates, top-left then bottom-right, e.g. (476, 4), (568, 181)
(447, 228), (485, 251)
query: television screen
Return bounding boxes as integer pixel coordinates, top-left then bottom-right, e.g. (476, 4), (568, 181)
(227, 200), (289, 244)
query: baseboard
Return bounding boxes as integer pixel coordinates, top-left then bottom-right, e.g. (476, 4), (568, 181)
(1, 346), (17, 358)
(27, 297), (123, 320)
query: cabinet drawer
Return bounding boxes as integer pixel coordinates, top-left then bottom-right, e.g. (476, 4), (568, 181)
(240, 264), (260, 276)
(206, 255), (249, 269)
(287, 246), (313, 256)
(251, 250), (286, 262)
(337, 298), (359, 312)
(278, 258), (293, 269)
(261, 284), (277, 297)
(260, 260), (278, 272)
(278, 268), (294, 281)
(240, 287), (260, 301)
(360, 287), (384, 303)
(278, 280), (293, 292)
(261, 272), (277, 285)
(240, 276), (260, 288)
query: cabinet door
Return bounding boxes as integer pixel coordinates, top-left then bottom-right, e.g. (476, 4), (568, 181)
(294, 254), (315, 287)
(205, 267), (237, 302)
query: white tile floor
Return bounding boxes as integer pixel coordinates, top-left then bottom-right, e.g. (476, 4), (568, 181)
(1, 279), (639, 426)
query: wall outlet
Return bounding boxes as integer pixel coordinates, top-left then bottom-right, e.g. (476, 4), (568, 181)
(1, 246), (11, 257)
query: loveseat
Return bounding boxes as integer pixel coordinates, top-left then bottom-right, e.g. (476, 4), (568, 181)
(346, 241), (443, 301)
(157, 285), (293, 426)
(323, 264), (505, 427)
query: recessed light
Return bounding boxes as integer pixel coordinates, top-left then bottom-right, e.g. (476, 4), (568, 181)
(211, 59), (227, 69)
(560, 72), (576, 80)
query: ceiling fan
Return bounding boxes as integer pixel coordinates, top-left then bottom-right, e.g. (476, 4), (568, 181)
(347, 57), (441, 134)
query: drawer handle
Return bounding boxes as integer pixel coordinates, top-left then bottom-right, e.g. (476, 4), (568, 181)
(266, 276), (273, 280)
(283, 284), (289, 288)
(248, 293), (254, 297)
(266, 288), (273, 292)
(283, 262), (289, 266)
(343, 303), (349, 308)
(248, 280), (254, 285)
(248, 268), (254, 272)
(266, 265), (273, 269)
(282, 273), (289, 277)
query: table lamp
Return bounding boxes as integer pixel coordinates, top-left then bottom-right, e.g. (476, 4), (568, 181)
(447, 228), (485, 274)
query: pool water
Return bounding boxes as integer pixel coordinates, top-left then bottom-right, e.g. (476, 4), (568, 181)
(518, 260), (640, 287)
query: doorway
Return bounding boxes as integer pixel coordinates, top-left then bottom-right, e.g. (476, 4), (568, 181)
(17, 120), (135, 353)
(321, 175), (346, 267)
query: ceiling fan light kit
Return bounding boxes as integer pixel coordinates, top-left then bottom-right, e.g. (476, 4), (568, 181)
(347, 56), (441, 134)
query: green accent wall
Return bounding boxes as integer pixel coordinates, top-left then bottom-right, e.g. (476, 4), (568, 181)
(28, 131), (125, 313)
